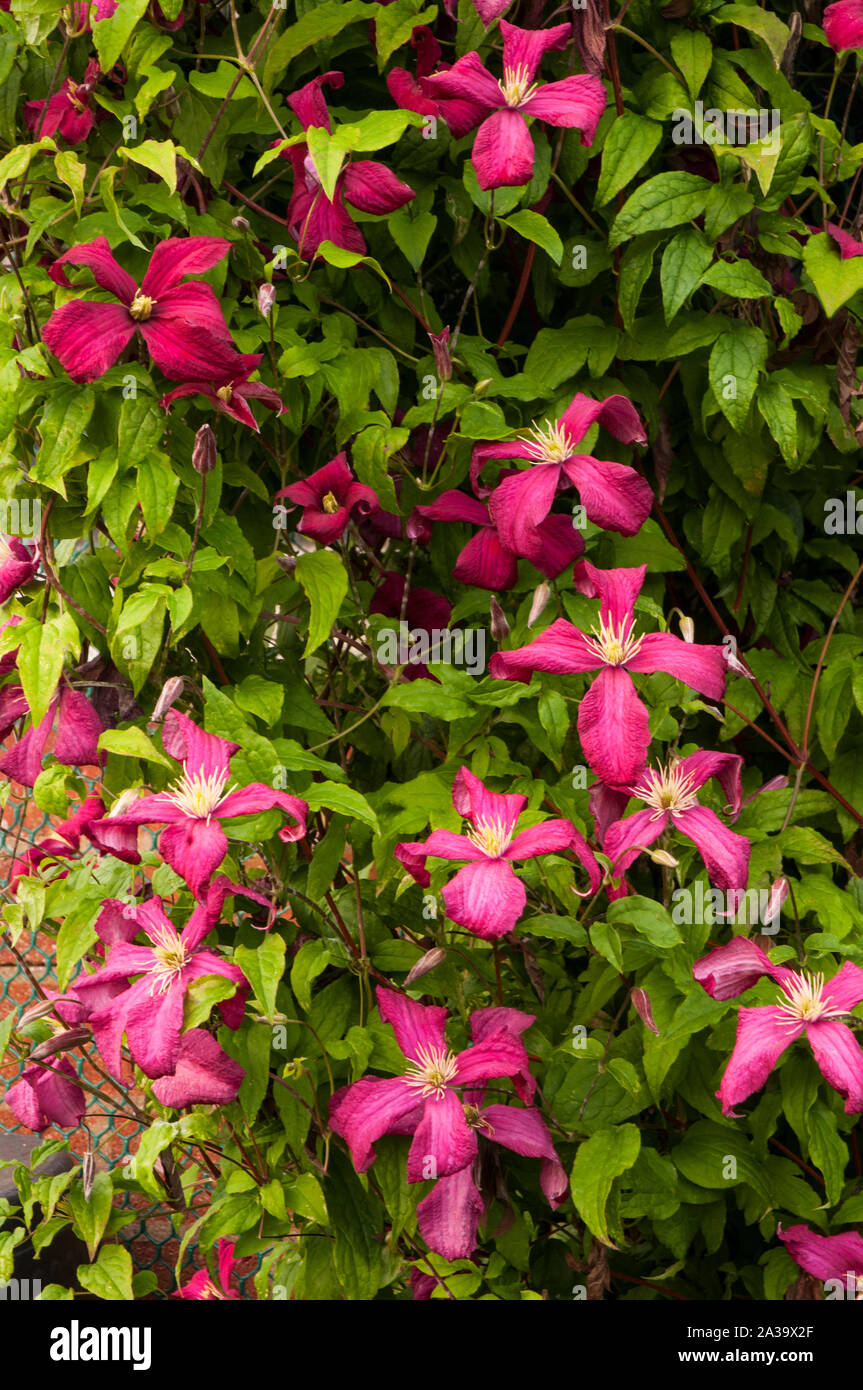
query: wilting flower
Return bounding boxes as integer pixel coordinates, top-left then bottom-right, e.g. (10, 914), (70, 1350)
(824, 0), (863, 50)
(694, 936), (863, 1116)
(490, 562), (726, 785)
(24, 60), (104, 143)
(0, 536), (37, 602)
(176, 1239), (242, 1301)
(602, 750), (750, 892)
(409, 489), (583, 590)
(7, 794), (105, 891)
(282, 72), (415, 259)
(6, 1054), (86, 1132)
(0, 682), (102, 788)
(151, 1029), (245, 1108)
(43, 236), (253, 384)
(395, 766), (601, 939)
(161, 363), (287, 433)
(472, 393), (651, 567)
(274, 454), (378, 544)
(329, 988), (533, 1181)
(82, 878), (270, 1078)
(826, 221), (863, 258)
(90, 710), (307, 898)
(778, 1225), (863, 1293)
(421, 21), (606, 189)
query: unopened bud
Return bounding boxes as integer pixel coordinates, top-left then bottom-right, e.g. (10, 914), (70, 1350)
(258, 283), (277, 318)
(428, 328), (452, 382)
(631, 987), (659, 1035)
(646, 847), (679, 867)
(474, 378), (493, 396)
(527, 582), (551, 628)
(405, 947), (446, 985)
(82, 1149), (95, 1201)
(762, 876), (790, 927)
(489, 596), (509, 642)
(152, 676), (184, 721)
(231, 215), (251, 232)
(108, 788), (142, 818)
(19, 998), (59, 1027)
(679, 615), (695, 643)
(192, 422), (217, 475)
(30, 1027), (90, 1060)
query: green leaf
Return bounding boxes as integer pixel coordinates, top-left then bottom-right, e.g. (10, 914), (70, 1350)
(235, 932), (286, 1025)
(325, 1151), (382, 1300)
(670, 30), (714, 100)
(388, 207), (437, 271)
(98, 725), (174, 769)
(714, 4), (791, 68)
(607, 895), (683, 948)
(499, 210), (563, 265)
(17, 612), (79, 726)
(54, 150), (86, 215)
(93, 0), (150, 71)
(703, 183), (754, 241)
(68, 1172), (113, 1262)
(709, 324), (768, 430)
(804, 232), (863, 317)
(610, 173), (712, 248)
(660, 227), (713, 323)
(294, 550), (348, 656)
(570, 1125), (641, 1246)
(291, 940), (331, 1013)
(263, 1), (378, 92)
(305, 127), (349, 203)
(76, 1244), (134, 1301)
(596, 114), (663, 206)
(182, 974), (238, 1031)
(137, 453), (178, 536)
(31, 384), (95, 495)
(375, 0), (438, 67)
(701, 259), (772, 299)
(757, 381), (798, 464)
(118, 139), (191, 194)
(0, 138), (56, 192)
(304, 782), (379, 831)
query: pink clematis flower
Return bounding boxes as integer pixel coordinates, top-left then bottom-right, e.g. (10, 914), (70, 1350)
(824, 0), (863, 50)
(43, 235), (252, 385)
(421, 21), (606, 189)
(409, 489), (583, 590)
(7, 793), (105, 891)
(6, 1054), (85, 1132)
(282, 72), (415, 260)
(387, 27), (491, 139)
(64, 0), (118, 28)
(395, 766), (601, 939)
(329, 988), (534, 1183)
(176, 1239), (242, 1301)
(0, 536), (38, 601)
(0, 683), (102, 789)
(24, 60), (104, 144)
(160, 363), (287, 433)
(82, 877), (271, 1078)
(274, 453), (378, 544)
(489, 562), (726, 786)
(89, 710), (307, 897)
(778, 1224), (863, 1293)
(151, 1028), (245, 1107)
(472, 393), (651, 566)
(694, 936), (863, 1116)
(603, 750), (750, 892)
(826, 221), (863, 258)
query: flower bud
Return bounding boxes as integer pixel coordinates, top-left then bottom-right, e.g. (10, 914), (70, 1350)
(474, 378), (493, 396)
(152, 676), (184, 722)
(679, 614), (695, 643)
(489, 595), (509, 642)
(762, 876), (790, 928)
(30, 1027), (90, 1060)
(646, 847), (679, 867)
(405, 947), (446, 985)
(631, 987), (659, 1035)
(428, 328), (452, 382)
(231, 215), (251, 232)
(192, 422), (217, 476)
(527, 582), (551, 628)
(258, 282), (277, 318)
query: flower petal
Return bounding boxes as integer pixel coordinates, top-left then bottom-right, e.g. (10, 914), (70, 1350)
(500, 20), (570, 83)
(159, 817), (229, 899)
(421, 50), (503, 108)
(822, 961), (863, 1013)
(694, 937), (797, 1000)
(674, 749), (744, 815)
(417, 1168), (484, 1259)
(628, 632), (726, 700)
(489, 618), (600, 682)
(717, 1005), (801, 1116)
(377, 986), (449, 1063)
(471, 108), (535, 190)
(42, 300), (136, 383)
(48, 235), (136, 301)
(672, 804), (750, 892)
(562, 454), (654, 536)
(806, 1020), (863, 1114)
(151, 1029), (245, 1107)
(329, 1077), (421, 1171)
(162, 708), (238, 778)
(824, 0), (863, 51)
(603, 806), (667, 875)
(778, 1225), (863, 1282)
(407, 1087), (477, 1181)
(520, 74), (606, 141)
(578, 665), (650, 788)
(342, 161), (415, 214)
(141, 237), (231, 298)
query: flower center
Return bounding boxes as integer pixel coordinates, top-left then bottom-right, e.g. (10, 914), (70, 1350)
(165, 767), (230, 821)
(519, 417), (573, 464)
(129, 292), (155, 322)
(147, 925), (188, 995)
(775, 972), (848, 1027)
(584, 614), (644, 668)
(466, 814), (514, 858)
(198, 1279), (227, 1300)
(464, 1103), (495, 1136)
(403, 1044), (459, 1100)
(498, 64), (540, 108)
(66, 80), (86, 112)
(321, 491), (340, 514)
(216, 384), (233, 403)
(632, 762), (700, 818)
(0, 535), (16, 561)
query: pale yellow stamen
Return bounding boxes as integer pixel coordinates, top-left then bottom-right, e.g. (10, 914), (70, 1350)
(321, 491), (340, 514)
(165, 768), (230, 821)
(584, 614), (644, 667)
(216, 384), (233, 403)
(632, 762), (701, 819)
(775, 972), (848, 1028)
(498, 63), (540, 108)
(403, 1044), (459, 1100)
(66, 80), (86, 112)
(519, 417), (573, 464)
(147, 923), (188, 995)
(466, 814), (514, 858)
(129, 292), (155, 322)
(464, 1103), (495, 1136)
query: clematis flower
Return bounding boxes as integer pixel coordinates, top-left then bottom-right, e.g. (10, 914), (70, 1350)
(826, 221), (863, 258)
(472, 393), (651, 566)
(7, 794), (105, 891)
(64, 0), (118, 28)
(329, 988), (533, 1182)
(24, 60), (103, 144)
(694, 936), (863, 1116)
(6, 1054), (86, 1132)
(82, 877), (271, 1078)
(282, 72), (415, 259)
(274, 453), (378, 544)
(160, 364), (287, 433)
(603, 750), (750, 892)
(408, 489), (583, 590)
(0, 536), (38, 601)
(387, 27), (490, 139)
(395, 766), (601, 939)
(824, 0), (863, 50)
(778, 1225), (863, 1293)
(0, 683), (102, 789)
(43, 235), (253, 385)
(489, 562), (726, 786)
(420, 21), (606, 189)
(89, 710), (307, 898)
(176, 1239), (242, 1301)
(151, 1028), (245, 1107)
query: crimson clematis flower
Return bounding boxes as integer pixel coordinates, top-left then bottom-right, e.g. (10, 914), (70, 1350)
(409, 489), (583, 590)
(0, 682), (102, 788)
(24, 60), (104, 143)
(395, 766), (601, 939)
(81, 877), (271, 1078)
(694, 937), (863, 1116)
(282, 72), (415, 260)
(472, 393), (651, 566)
(602, 750), (750, 892)
(387, 27), (490, 139)
(0, 536), (37, 601)
(7, 793), (105, 891)
(778, 1224), (863, 1293)
(6, 1054), (85, 1132)
(43, 236), (253, 384)
(160, 363), (286, 433)
(274, 453), (378, 544)
(176, 1239), (242, 1300)
(90, 710), (308, 898)
(329, 988), (533, 1183)
(421, 21), (606, 189)
(151, 1028), (245, 1107)
(490, 562), (726, 786)
(824, 0), (863, 50)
